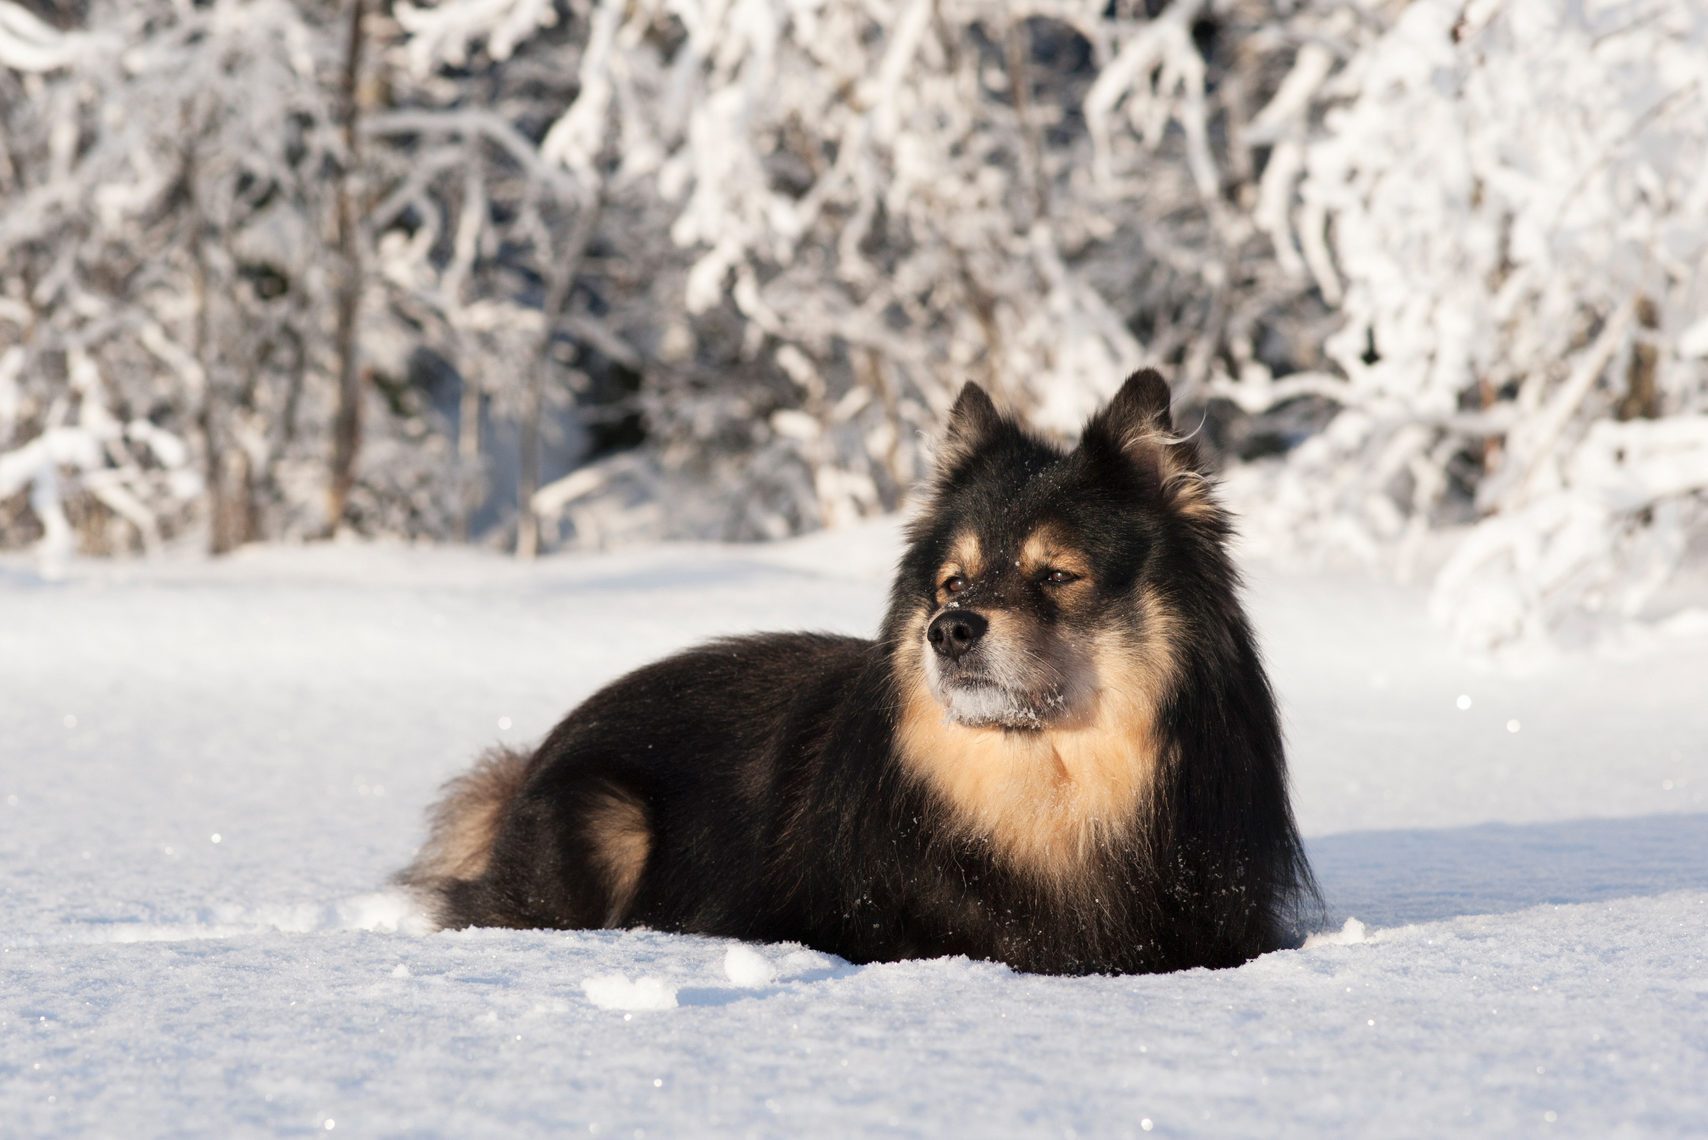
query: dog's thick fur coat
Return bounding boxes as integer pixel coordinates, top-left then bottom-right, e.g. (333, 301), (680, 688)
(400, 372), (1317, 975)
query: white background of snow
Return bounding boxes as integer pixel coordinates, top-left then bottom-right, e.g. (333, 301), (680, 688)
(2, 520), (1705, 1136)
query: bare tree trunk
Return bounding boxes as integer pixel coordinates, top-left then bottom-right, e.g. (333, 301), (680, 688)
(1477, 373), (1503, 491)
(180, 106), (235, 557)
(860, 347), (906, 508)
(212, 449), (258, 554)
(455, 375), (481, 543)
(1617, 294), (1661, 422)
(514, 353), (550, 559)
(191, 243), (224, 553)
(258, 326), (307, 525)
(451, 153), (486, 544)
(1004, 18), (1046, 224)
(516, 197), (602, 560)
(326, 0), (368, 534)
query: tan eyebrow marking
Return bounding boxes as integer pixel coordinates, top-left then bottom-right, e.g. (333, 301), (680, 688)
(937, 530), (984, 585)
(1019, 526), (1090, 580)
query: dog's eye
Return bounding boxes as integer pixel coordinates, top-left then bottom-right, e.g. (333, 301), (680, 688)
(942, 574), (968, 595)
(1042, 568), (1079, 586)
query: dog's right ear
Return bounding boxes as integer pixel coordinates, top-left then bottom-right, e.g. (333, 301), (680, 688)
(936, 381), (1003, 475)
(1086, 369), (1174, 445)
(1081, 369), (1220, 522)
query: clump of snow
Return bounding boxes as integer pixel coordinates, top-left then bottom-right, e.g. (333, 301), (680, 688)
(334, 891), (426, 934)
(722, 944), (777, 987)
(1303, 917), (1368, 949)
(581, 974), (679, 1012)
(774, 948), (842, 977)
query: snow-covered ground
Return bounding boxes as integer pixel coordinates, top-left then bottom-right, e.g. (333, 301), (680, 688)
(3, 522), (1705, 1137)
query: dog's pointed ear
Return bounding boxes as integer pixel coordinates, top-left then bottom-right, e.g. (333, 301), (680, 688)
(1082, 370), (1218, 521)
(936, 381), (1003, 475)
(1087, 369), (1173, 444)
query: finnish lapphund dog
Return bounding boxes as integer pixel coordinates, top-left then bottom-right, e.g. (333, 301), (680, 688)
(400, 371), (1318, 975)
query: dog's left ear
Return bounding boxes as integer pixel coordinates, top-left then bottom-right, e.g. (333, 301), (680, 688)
(1086, 369), (1173, 443)
(1082, 370), (1217, 520)
(935, 381), (1004, 477)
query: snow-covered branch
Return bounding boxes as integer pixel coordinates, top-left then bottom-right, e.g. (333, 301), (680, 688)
(4, 0), (1704, 648)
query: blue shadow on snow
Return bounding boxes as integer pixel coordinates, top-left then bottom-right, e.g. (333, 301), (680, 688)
(1307, 811), (1708, 927)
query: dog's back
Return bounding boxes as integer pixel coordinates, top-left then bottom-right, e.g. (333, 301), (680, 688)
(402, 633), (877, 942)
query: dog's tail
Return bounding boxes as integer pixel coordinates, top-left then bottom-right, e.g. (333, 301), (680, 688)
(396, 745), (531, 896)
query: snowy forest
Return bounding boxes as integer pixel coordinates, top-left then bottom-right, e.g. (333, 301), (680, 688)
(2, 0), (1705, 647)
(5, 5), (1708, 1131)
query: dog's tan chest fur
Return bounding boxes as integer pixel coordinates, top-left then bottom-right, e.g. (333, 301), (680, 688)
(894, 588), (1180, 884)
(897, 698), (1157, 882)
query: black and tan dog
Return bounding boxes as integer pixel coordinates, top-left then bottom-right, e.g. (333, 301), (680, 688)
(400, 371), (1317, 975)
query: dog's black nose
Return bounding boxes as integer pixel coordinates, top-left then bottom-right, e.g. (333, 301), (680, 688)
(927, 610), (987, 661)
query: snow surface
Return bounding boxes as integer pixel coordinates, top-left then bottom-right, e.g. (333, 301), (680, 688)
(2, 520), (1706, 1137)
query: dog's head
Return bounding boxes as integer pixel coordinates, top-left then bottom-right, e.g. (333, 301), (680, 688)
(888, 370), (1221, 732)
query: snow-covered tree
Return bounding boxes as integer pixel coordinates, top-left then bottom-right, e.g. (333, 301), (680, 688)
(5, 0), (1705, 648)
(0, 0), (352, 557)
(0, 0), (612, 553)
(1221, 0), (1708, 647)
(434, 0), (1323, 542)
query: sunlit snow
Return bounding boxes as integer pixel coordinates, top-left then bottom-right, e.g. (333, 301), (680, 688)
(1, 522), (1704, 1134)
